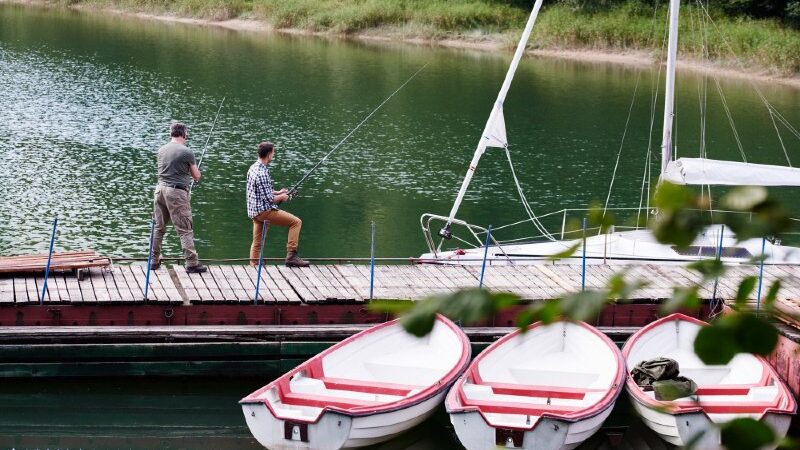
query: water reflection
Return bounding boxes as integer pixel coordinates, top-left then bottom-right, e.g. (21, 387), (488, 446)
(0, 377), (676, 450)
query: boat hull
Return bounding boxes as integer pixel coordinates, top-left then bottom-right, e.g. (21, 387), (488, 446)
(242, 391), (445, 450)
(629, 393), (793, 449)
(450, 401), (614, 450)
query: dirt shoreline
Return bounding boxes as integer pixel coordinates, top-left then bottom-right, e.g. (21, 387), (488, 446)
(3, 0), (800, 89)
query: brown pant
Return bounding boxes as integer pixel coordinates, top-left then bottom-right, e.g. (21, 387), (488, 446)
(152, 185), (199, 267)
(250, 209), (302, 265)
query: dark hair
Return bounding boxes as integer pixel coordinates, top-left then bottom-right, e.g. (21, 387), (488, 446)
(258, 141), (275, 159)
(170, 122), (188, 138)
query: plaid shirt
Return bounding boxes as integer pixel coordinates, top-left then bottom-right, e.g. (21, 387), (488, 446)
(246, 161), (278, 218)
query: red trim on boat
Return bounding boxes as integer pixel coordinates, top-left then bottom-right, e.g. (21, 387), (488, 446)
(240, 315), (471, 423)
(281, 392), (384, 409)
(319, 377), (421, 396)
(482, 381), (603, 400)
(622, 313), (797, 418)
(457, 388), (584, 415)
(446, 320), (625, 429)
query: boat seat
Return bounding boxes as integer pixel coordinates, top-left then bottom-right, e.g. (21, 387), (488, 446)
(480, 381), (604, 400)
(458, 389), (583, 416)
(281, 392), (384, 410)
(317, 377), (422, 396)
(695, 384), (754, 396)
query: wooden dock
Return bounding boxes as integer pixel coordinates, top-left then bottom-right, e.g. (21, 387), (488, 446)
(1, 263), (800, 316)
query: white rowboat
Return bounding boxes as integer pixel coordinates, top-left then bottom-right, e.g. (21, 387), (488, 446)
(623, 313), (796, 449)
(447, 321), (625, 450)
(240, 316), (470, 450)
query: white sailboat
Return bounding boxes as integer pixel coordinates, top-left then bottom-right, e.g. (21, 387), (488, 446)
(419, 0), (800, 266)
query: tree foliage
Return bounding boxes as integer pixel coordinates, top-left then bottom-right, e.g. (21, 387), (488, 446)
(372, 183), (796, 449)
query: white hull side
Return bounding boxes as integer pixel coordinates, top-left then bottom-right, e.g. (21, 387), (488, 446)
(423, 227), (800, 266)
(343, 392), (445, 448)
(450, 403), (614, 450)
(630, 394), (793, 450)
(242, 391), (445, 450)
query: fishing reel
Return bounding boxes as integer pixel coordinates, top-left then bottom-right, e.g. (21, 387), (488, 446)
(287, 188), (299, 201)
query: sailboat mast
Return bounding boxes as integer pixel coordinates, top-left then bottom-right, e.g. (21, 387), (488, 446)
(439, 0), (544, 239)
(660, 0), (681, 175)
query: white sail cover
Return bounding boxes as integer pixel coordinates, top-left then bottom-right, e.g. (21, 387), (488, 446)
(663, 157), (800, 186)
(482, 104), (508, 148)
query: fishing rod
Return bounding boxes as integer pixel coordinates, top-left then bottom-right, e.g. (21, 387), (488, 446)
(287, 63), (429, 199)
(190, 96), (226, 193)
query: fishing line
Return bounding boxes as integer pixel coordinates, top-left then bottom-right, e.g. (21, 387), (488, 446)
(287, 63), (429, 198)
(190, 96), (226, 193)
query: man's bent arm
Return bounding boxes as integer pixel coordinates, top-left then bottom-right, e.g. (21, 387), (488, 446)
(190, 164), (201, 182)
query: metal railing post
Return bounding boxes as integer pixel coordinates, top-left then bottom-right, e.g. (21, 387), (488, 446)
(711, 225), (724, 303)
(756, 237), (767, 315)
(254, 220), (268, 304)
(479, 225), (492, 288)
(144, 216), (156, 302)
(581, 217), (587, 291)
(40, 215), (58, 305)
(369, 222), (376, 301)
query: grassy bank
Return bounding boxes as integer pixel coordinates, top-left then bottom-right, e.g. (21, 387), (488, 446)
(43, 0), (800, 74)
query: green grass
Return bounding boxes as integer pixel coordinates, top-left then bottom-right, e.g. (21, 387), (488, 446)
(51, 0), (800, 74)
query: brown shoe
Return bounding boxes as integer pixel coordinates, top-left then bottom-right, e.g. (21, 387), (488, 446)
(285, 251), (310, 268)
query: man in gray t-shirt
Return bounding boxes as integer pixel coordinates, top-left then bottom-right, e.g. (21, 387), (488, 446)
(151, 122), (206, 273)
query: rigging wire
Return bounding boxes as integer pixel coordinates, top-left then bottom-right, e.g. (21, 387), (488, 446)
(603, 72), (642, 217)
(287, 62), (429, 197)
(695, 2), (800, 162)
(713, 78), (747, 163)
(503, 146), (556, 241)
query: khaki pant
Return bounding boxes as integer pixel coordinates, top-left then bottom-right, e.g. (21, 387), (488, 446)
(152, 185), (199, 267)
(250, 209), (302, 265)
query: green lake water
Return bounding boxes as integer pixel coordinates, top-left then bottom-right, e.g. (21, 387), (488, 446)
(2, 4), (800, 261)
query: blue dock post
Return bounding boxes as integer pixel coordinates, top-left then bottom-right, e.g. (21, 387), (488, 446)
(581, 218), (587, 291)
(143, 216), (156, 302)
(479, 225), (492, 288)
(40, 215), (58, 305)
(369, 222), (376, 301)
(756, 237), (767, 315)
(254, 220), (268, 304)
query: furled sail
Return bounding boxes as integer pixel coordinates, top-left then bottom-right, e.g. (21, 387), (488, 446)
(662, 157), (800, 186)
(483, 103), (508, 148)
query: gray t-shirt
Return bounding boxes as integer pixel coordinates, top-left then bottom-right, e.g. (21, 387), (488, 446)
(157, 142), (196, 187)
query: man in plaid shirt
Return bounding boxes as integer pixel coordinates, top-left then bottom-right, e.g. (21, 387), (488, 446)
(247, 141), (310, 267)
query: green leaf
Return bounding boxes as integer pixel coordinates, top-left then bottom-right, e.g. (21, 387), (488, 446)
(688, 259), (726, 280)
(721, 418), (776, 450)
(721, 186), (768, 211)
(368, 299), (415, 314)
(695, 319), (738, 365)
(547, 242), (581, 261)
(661, 286), (700, 314)
(734, 276), (758, 308)
(588, 205), (616, 235)
(396, 289), (522, 338)
(527, 301), (563, 325)
(734, 314), (778, 357)
(607, 273), (649, 301)
(399, 298), (440, 337)
(515, 308), (537, 331)
(560, 290), (607, 322)
(764, 280), (782, 312)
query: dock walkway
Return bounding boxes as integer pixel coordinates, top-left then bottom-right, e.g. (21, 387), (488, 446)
(2, 263), (800, 315)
